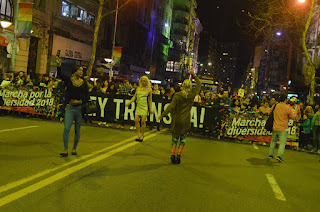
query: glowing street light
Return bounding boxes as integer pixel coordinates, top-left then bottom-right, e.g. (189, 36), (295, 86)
(276, 31), (282, 36)
(0, 20), (12, 29)
(298, 0), (306, 3)
(104, 58), (113, 63)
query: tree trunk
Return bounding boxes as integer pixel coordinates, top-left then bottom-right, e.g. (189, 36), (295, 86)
(87, 0), (104, 78)
(301, 0), (315, 104)
(310, 66), (316, 105)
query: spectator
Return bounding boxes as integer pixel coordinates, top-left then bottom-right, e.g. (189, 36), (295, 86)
(117, 80), (131, 95)
(153, 84), (161, 95)
(87, 80), (94, 92)
(220, 91), (231, 106)
(204, 91), (212, 106)
(232, 99), (241, 113)
(269, 97), (277, 108)
(14, 71), (25, 86)
(288, 97), (301, 120)
(211, 93), (220, 106)
(108, 83), (117, 95)
(0, 73), (12, 87)
(259, 101), (270, 115)
(199, 90), (205, 102)
(131, 83), (138, 95)
(311, 105), (320, 154)
(304, 106), (314, 117)
(168, 87), (175, 100)
(298, 114), (311, 151)
(160, 88), (168, 101)
(241, 97), (251, 110)
(100, 80), (109, 94)
(194, 91), (202, 103)
(268, 94), (298, 162)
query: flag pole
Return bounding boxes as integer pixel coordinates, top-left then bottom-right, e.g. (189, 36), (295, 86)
(11, 0), (20, 73)
(109, 0), (119, 82)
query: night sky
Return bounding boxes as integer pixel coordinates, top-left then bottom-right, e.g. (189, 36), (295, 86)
(197, 0), (252, 86)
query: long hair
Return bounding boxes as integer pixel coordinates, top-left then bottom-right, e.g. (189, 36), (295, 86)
(181, 79), (192, 98)
(138, 76), (151, 89)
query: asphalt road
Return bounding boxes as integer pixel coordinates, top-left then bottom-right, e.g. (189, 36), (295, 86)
(0, 116), (319, 212)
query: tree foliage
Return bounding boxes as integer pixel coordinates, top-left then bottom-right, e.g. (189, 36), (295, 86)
(247, 0), (311, 44)
(86, 0), (133, 78)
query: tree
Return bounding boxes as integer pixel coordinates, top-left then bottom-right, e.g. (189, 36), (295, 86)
(301, 0), (320, 105)
(86, 0), (134, 78)
(246, 0), (320, 104)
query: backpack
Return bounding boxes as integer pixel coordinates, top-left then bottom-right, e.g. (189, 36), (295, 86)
(265, 104), (277, 132)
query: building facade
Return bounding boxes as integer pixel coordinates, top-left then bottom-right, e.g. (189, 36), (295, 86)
(167, 0), (200, 81)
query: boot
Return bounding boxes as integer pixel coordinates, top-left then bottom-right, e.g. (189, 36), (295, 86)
(176, 155), (181, 164)
(170, 155), (175, 164)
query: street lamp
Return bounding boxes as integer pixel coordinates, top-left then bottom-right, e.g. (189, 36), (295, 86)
(298, 0), (306, 3)
(0, 21), (12, 29)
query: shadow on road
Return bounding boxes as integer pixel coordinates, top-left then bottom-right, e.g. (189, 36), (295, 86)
(246, 158), (280, 166)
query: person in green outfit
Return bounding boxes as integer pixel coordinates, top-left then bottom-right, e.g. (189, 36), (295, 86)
(158, 71), (202, 164)
(126, 76), (153, 141)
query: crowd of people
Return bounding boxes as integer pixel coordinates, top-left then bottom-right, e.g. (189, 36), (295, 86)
(1, 69), (320, 156)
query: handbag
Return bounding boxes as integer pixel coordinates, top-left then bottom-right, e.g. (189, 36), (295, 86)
(265, 104), (277, 132)
(84, 99), (97, 115)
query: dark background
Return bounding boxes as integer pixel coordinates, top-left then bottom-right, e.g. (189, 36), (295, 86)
(197, 0), (253, 87)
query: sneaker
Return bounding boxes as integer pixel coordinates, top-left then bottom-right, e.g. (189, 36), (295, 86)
(176, 155), (181, 164)
(268, 155), (273, 159)
(276, 157), (284, 163)
(170, 155), (175, 164)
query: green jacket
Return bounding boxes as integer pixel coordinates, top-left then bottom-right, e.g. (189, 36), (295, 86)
(300, 119), (311, 134)
(311, 111), (320, 129)
(161, 75), (202, 136)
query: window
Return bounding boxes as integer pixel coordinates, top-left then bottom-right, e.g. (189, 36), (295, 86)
(71, 5), (79, 18)
(88, 14), (95, 26)
(62, 1), (70, 17)
(61, 1), (95, 27)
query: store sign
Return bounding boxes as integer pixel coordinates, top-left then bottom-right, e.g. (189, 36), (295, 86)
(52, 35), (91, 61)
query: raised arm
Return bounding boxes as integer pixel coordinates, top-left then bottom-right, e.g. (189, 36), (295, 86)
(188, 71), (201, 96)
(56, 56), (68, 82)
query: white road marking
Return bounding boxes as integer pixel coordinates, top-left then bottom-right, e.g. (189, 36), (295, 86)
(266, 173), (286, 201)
(0, 130), (158, 194)
(0, 126), (39, 133)
(0, 131), (162, 208)
(253, 143), (259, 150)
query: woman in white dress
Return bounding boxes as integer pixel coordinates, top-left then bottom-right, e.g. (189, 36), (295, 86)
(126, 76), (153, 141)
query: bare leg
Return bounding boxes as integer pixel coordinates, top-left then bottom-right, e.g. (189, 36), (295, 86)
(134, 115), (141, 139)
(141, 116), (147, 139)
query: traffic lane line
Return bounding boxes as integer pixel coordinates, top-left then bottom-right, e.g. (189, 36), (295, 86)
(0, 130), (159, 194)
(266, 173), (287, 201)
(0, 131), (162, 208)
(0, 126), (39, 133)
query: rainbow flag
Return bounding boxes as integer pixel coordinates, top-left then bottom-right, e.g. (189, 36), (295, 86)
(112, 46), (122, 67)
(17, 2), (33, 38)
